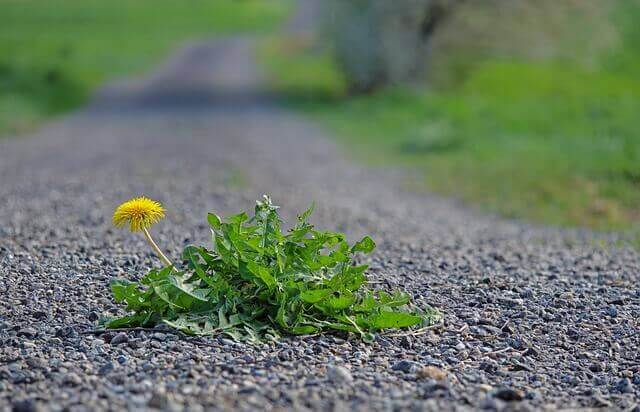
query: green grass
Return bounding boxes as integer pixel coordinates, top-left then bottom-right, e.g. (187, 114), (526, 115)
(0, 0), (291, 136)
(259, 1), (640, 233)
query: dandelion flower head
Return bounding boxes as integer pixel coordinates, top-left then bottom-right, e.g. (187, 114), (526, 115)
(113, 196), (165, 232)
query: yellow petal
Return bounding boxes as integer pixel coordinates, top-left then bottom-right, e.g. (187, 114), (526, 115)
(113, 196), (165, 232)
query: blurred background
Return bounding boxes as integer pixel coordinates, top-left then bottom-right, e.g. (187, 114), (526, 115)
(2, 0), (640, 236)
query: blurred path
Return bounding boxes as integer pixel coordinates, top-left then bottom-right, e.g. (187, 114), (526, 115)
(1, 1), (639, 411)
(94, 38), (266, 111)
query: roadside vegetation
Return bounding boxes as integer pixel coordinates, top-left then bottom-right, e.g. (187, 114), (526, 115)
(260, 0), (640, 233)
(0, 0), (290, 136)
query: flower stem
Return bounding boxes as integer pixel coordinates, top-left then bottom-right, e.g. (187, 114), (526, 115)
(142, 227), (173, 268)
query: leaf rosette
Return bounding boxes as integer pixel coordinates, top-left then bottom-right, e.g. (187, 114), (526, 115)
(105, 196), (440, 342)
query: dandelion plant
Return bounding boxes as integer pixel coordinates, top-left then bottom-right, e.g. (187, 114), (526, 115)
(105, 195), (440, 342)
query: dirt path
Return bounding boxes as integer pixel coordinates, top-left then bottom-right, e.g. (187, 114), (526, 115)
(1, 4), (639, 411)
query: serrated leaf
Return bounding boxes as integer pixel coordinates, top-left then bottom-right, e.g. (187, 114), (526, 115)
(365, 311), (423, 329)
(323, 292), (356, 311)
(227, 212), (249, 226)
(352, 236), (376, 254)
(207, 213), (222, 230)
(105, 314), (145, 328)
(291, 325), (318, 334)
(299, 288), (333, 303)
(240, 260), (276, 290)
(377, 290), (410, 307)
(167, 274), (209, 302)
(110, 279), (139, 302)
(183, 246), (215, 288)
(353, 292), (377, 312)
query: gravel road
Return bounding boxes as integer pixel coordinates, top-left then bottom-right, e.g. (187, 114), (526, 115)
(1, 4), (639, 411)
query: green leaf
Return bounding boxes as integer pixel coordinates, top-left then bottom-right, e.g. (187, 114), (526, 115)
(298, 203), (315, 223)
(110, 279), (139, 302)
(163, 316), (216, 335)
(353, 293), (377, 312)
(299, 288), (333, 303)
(276, 299), (290, 329)
(328, 265), (367, 292)
(227, 212), (249, 226)
(274, 243), (285, 274)
(323, 292), (356, 311)
(167, 274), (209, 302)
(183, 246), (215, 288)
(207, 213), (222, 230)
(352, 236), (376, 254)
(105, 315), (143, 329)
(365, 311), (423, 329)
(377, 290), (410, 307)
(292, 325), (318, 334)
(245, 261), (276, 289)
(325, 322), (359, 334)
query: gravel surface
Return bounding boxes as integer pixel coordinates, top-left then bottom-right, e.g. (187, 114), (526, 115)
(1, 3), (640, 411)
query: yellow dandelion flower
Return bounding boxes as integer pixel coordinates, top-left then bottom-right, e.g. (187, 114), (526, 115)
(113, 196), (173, 268)
(113, 196), (165, 232)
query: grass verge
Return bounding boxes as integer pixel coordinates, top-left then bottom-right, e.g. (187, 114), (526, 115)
(258, 2), (640, 234)
(1, 0), (291, 136)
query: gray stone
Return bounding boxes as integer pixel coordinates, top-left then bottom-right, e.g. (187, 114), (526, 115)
(110, 333), (129, 346)
(98, 362), (116, 375)
(326, 366), (353, 384)
(391, 360), (419, 373)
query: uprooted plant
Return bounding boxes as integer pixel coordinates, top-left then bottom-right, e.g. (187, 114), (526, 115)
(104, 195), (441, 342)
